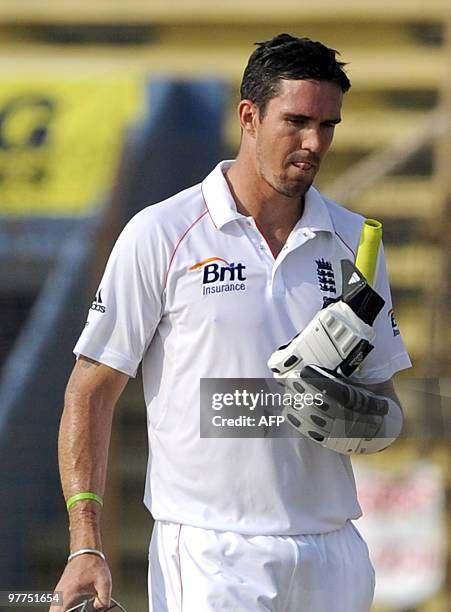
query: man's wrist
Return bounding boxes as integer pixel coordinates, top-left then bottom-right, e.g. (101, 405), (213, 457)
(68, 501), (102, 523)
(68, 505), (102, 550)
(69, 534), (103, 551)
(68, 548), (106, 563)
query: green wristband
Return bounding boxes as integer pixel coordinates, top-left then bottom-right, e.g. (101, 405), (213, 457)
(66, 492), (104, 511)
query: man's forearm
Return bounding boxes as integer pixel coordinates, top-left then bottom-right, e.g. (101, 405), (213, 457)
(58, 396), (112, 550)
(58, 357), (128, 550)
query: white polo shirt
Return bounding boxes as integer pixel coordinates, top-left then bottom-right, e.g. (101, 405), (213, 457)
(74, 160), (411, 535)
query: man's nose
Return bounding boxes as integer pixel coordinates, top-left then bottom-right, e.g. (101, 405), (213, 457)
(301, 127), (322, 153)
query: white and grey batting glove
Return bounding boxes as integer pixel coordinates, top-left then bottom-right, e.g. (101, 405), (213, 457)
(280, 365), (403, 455)
(267, 260), (386, 378)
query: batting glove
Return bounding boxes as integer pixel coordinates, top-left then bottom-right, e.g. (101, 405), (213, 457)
(281, 365), (402, 455)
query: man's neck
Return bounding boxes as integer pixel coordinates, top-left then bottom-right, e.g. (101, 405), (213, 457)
(225, 158), (307, 255)
(225, 158), (304, 236)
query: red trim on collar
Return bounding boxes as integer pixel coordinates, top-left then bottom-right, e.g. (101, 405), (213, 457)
(201, 183), (218, 229)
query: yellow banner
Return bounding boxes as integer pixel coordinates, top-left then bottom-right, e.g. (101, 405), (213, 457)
(0, 76), (140, 216)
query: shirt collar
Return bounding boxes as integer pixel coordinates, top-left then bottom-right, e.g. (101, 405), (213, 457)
(296, 184), (334, 234)
(201, 160), (243, 229)
(202, 160), (334, 234)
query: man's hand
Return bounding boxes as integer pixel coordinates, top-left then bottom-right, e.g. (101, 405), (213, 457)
(281, 365), (403, 454)
(50, 555), (111, 611)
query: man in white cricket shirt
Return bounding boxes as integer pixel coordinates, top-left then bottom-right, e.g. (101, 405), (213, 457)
(52, 34), (411, 611)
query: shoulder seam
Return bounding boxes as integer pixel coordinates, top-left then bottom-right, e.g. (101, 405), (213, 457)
(163, 209), (209, 290)
(334, 230), (356, 260)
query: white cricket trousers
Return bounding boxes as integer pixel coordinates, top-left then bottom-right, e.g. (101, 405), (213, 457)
(148, 520), (375, 612)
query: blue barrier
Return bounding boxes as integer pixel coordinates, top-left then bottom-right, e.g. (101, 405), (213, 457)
(0, 77), (228, 585)
(0, 217), (96, 583)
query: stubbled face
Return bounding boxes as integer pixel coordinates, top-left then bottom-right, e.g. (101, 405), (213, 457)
(253, 79), (343, 198)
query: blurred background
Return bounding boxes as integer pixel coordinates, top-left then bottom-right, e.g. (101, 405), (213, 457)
(0, 1), (450, 610)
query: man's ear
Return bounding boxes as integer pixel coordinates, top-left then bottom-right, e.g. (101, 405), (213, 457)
(237, 99), (259, 137)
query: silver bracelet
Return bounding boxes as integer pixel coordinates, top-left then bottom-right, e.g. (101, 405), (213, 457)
(68, 548), (106, 563)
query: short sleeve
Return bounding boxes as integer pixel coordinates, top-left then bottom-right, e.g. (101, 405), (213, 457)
(74, 212), (165, 377)
(351, 243), (412, 384)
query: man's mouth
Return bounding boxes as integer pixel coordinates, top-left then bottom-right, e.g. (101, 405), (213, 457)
(291, 161), (315, 171)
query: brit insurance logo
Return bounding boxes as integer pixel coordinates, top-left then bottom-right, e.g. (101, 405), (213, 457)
(189, 257), (247, 296)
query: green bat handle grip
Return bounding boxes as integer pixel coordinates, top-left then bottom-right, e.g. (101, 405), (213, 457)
(355, 218), (382, 287)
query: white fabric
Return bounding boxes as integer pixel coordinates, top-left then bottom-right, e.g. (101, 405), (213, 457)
(74, 160), (411, 535)
(148, 520), (375, 612)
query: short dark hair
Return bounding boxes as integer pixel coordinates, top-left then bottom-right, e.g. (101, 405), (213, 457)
(240, 33), (351, 117)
